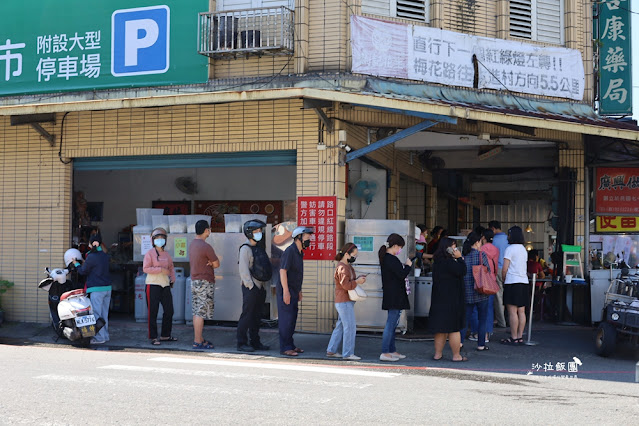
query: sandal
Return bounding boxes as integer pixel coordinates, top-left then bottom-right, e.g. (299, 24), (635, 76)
(452, 356), (469, 362)
(515, 338), (524, 344)
(192, 340), (214, 350)
(151, 338), (161, 346)
(160, 336), (178, 342)
(293, 347), (304, 353)
(500, 338), (519, 346)
(281, 349), (298, 357)
(476, 346), (490, 351)
(432, 355), (443, 361)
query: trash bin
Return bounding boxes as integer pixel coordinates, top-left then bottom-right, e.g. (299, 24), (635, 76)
(134, 272), (147, 323)
(171, 267), (186, 324)
(184, 277), (193, 324)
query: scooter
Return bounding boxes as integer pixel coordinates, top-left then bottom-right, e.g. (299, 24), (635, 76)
(38, 251), (105, 346)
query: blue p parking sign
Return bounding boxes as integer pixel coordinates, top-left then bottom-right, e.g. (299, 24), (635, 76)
(111, 5), (170, 77)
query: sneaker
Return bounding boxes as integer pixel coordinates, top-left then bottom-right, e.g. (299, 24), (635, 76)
(343, 354), (361, 361)
(392, 353), (407, 359)
(468, 334), (478, 341)
(237, 344), (255, 352)
(90, 338), (105, 344)
(326, 352), (342, 358)
(379, 353), (399, 362)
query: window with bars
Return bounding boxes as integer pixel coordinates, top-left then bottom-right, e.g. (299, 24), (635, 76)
(216, 0), (294, 10)
(362, 0), (429, 23)
(509, 0), (563, 45)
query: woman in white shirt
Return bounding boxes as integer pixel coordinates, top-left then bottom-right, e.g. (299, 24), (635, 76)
(500, 226), (529, 345)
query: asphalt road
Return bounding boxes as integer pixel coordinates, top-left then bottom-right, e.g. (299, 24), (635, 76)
(1, 344), (638, 425)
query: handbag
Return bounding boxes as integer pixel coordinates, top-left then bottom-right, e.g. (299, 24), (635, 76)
(348, 285), (367, 302)
(473, 252), (499, 295)
(337, 265), (368, 301)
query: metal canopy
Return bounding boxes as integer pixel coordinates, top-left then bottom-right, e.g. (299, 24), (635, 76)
(346, 120), (441, 162)
(344, 106), (457, 163)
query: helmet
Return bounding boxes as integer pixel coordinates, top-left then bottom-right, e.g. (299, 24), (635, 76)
(292, 226), (314, 239)
(64, 248), (83, 267)
(151, 227), (168, 239)
(50, 268), (69, 284)
(243, 219), (266, 240)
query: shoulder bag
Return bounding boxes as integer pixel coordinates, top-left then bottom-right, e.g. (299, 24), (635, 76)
(336, 265), (367, 301)
(473, 252), (499, 295)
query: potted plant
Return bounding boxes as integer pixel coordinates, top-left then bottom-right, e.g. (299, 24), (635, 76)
(0, 278), (15, 326)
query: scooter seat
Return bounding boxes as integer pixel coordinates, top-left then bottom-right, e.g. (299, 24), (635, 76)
(60, 289), (85, 301)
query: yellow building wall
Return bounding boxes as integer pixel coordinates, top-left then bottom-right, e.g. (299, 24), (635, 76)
(0, 100), (354, 332)
(0, 118), (71, 323)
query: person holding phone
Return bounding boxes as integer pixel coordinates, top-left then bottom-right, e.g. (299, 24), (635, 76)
(378, 233), (412, 362)
(326, 243), (366, 361)
(430, 238), (467, 361)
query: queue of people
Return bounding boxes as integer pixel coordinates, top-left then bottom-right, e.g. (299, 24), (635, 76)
(130, 218), (534, 362)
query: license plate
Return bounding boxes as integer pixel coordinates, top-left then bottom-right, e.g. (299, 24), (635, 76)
(75, 314), (96, 327)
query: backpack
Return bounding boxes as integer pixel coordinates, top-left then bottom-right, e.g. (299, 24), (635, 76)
(239, 244), (273, 282)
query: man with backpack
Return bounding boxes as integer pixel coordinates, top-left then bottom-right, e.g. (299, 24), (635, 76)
(237, 219), (272, 352)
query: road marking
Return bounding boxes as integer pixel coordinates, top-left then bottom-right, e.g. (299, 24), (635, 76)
(99, 365), (372, 389)
(148, 356), (401, 378)
(34, 374), (335, 402)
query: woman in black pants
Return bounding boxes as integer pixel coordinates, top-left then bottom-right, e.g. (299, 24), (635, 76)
(143, 227), (177, 345)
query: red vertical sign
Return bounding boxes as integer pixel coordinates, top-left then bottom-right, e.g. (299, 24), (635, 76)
(297, 196), (337, 260)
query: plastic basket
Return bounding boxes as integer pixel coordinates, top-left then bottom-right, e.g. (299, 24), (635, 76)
(168, 215), (187, 233)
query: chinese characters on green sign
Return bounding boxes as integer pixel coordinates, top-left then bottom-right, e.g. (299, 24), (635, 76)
(598, 0), (632, 115)
(0, 0), (208, 97)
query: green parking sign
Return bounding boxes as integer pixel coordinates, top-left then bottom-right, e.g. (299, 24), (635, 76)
(0, 0), (208, 96)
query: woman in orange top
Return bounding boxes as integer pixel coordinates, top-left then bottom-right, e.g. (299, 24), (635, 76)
(326, 242), (366, 361)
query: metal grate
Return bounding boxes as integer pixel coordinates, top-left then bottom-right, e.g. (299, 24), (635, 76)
(510, 0), (533, 40)
(396, 0), (428, 22)
(198, 6), (294, 58)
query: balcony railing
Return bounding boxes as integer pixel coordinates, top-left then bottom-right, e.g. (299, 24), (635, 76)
(198, 7), (294, 58)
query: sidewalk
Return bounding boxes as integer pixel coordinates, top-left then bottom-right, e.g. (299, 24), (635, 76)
(1, 318), (637, 383)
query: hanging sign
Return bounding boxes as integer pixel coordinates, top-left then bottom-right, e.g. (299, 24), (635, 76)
(594, 167), (639, 215)
(0, 0), (208, 96)
(596, 216), (639, 233)
(598, 0), (632, 115)
(297, 196), (337, 260)
(351, 15), (585, 100)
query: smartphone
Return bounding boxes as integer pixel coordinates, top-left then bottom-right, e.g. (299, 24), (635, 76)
(446, 247), (455, 255)
(358, 273), (369, 277)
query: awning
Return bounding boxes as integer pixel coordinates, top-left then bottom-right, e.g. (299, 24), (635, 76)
(2, 85), (638, 142)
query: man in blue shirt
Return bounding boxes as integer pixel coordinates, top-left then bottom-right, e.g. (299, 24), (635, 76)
(277, 226), (313, 356)
(489, 220), (508, 328)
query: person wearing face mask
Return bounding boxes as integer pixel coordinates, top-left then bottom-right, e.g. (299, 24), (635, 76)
(326, 242), (366, 361)
(237, 220), (272, 352)
(143, 227), (177, 346)
(75, 233), (112, 344)
(378, 233), (412, 362)
(277, 226), (314, 357)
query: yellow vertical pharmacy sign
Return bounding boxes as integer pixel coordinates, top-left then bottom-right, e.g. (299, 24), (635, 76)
(598, 0), (632, 115)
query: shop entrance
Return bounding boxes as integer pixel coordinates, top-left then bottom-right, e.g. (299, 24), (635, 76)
(72, 150), (297, 322)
